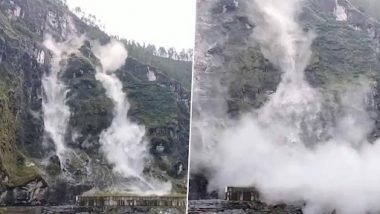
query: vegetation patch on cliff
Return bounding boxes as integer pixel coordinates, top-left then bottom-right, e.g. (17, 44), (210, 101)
(0, 84), (38, 187)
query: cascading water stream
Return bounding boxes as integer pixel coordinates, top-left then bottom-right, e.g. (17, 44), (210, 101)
(42, 55), (69, 164)
(42, 35), (83, 167)
(42, 35), (170, 194)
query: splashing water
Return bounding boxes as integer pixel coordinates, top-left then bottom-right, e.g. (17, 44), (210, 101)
(42, 35), (83, 167)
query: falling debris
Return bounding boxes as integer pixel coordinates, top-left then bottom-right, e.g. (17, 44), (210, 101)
(334, 0), (347, 21)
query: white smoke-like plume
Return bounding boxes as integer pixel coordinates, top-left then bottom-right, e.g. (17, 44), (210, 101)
(192, 0), (380, 213)
(93, 40), (171, 195)
(93, 41), (146, 179)
(334, 0), (348, 21)
(251, 0), (321, 148)
(42, 34), (84, 167)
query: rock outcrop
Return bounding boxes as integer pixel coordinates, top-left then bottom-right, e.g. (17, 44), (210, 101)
(0, 0), (190, 206)
(190, 0), (380, 212)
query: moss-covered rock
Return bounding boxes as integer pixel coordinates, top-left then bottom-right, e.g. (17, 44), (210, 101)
(63, 54), (113, 153)
(0, 0), (191, 206)
(190, 0), (380, 210)
(0, 84), (39, 187)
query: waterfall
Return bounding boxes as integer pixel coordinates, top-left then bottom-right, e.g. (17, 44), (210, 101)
(42, 35), (83, 167)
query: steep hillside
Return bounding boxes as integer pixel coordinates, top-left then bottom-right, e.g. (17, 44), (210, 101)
(189, 0), (380, 212)
(0, 0), (190, 207)
(350, 0), (380, 21)
(123, 41), (193, 90)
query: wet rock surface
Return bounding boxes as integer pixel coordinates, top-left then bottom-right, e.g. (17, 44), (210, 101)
(0, 0), (190, 206)
(190, 0), (380, 212)
(0, 179), (47, 206)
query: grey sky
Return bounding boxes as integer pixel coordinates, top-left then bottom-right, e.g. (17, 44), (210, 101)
(67, 0), (196, 50)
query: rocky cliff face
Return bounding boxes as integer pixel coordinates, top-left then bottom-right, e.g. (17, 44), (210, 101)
(0, 0), (190, 206)
(190, 0), (380, 212)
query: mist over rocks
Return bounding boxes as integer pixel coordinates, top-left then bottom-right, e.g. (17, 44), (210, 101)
(93, 40), (172, 195)
(190, 0), (380, 213)
(42, 35), (85, 169)
(0, 0), (190, 206)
